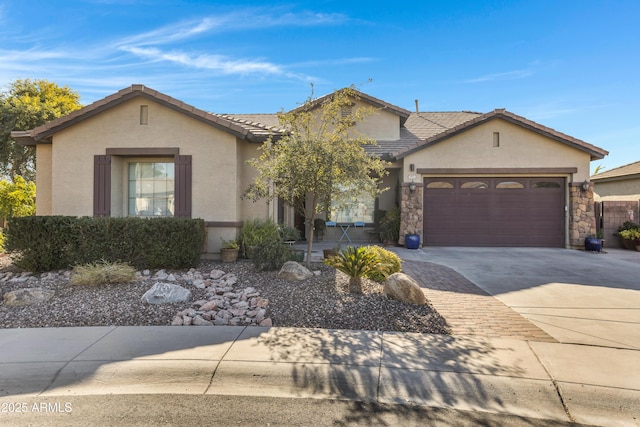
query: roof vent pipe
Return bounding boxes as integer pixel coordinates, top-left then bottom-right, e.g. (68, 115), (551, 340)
(414, 99), (419, 113)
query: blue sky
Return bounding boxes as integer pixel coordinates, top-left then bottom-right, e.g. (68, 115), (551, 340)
(1, 0), (638, 171)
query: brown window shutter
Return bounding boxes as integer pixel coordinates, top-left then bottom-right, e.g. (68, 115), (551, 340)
(174, 155), (192, 217)
(93, 155), (111, 216)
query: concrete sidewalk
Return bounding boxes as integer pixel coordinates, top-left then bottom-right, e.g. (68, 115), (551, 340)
(0, 326), (638, 426)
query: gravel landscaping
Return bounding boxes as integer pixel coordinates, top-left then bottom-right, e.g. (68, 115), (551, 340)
(0, 256), (450, 334)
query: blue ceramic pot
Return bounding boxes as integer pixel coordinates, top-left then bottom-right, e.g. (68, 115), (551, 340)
(584, 237), (602, 252)
(406, 234), (420, 249)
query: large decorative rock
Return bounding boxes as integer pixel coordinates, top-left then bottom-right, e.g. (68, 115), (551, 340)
(3, 288), (54, 306)
(277, 261), (313, 281)
(141, 282), (191, 305)
(384, 273), (427, 305)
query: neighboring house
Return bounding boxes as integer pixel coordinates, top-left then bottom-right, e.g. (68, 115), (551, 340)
(591, 161), (640, 247)
(592, 161), (640, 201)
(12, 84), (608, 255)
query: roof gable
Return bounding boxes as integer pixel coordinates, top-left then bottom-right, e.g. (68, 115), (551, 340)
(394, 109), (608, 161)
(289, 88), (412, 124)
(12, 85), (278, 145)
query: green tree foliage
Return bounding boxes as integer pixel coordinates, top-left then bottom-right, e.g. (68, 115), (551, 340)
(244, 86), (389, 267)
(0, 79), (82, 180)
(0, 176), (36, 220)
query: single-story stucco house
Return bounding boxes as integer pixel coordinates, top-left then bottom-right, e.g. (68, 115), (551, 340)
(12, 84), (608, 255)
(592, 161), (640, 202)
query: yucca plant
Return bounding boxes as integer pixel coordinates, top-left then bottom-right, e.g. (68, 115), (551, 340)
(324, 246), (382, 293)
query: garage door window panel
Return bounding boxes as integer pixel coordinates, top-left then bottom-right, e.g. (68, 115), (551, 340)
(426, 181), (454, 189)
(496, 181), (525, 189)
(461, 181), (489, 189)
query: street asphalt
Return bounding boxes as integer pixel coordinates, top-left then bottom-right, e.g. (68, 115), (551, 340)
(0, 247), (638, 426)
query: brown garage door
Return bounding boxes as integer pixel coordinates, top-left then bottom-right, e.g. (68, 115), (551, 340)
(423, 177), (565, 247)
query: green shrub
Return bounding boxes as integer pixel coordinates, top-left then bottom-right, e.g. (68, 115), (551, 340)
(252, 241), (298, 271)
(364, 246), (402, 282)
(239, 218), (281, 257)
(617, 221), (640, 234)
(324, 246), (382, 293)
(378, 207), (400, 243)
(70, 260), (136, 286)
(5, 216), (205, 272)
(278, 224), (301, 242)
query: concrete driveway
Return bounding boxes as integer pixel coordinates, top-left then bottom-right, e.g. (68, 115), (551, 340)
(407, 247), (640, 349)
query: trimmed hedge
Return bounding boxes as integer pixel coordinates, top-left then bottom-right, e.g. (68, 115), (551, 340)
(5, 216), (206, 272)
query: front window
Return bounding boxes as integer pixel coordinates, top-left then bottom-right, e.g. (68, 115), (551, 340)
(128, 162), (175, 217)
(330, 190), (375, 223)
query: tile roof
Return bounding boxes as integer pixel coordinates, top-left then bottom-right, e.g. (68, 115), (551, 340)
(12, 85), (276, 145)
(289, 88), (412, 124)
(393, 109), (608, 161)
(12, 84), (608, 162)
(591, 160), (640, 181)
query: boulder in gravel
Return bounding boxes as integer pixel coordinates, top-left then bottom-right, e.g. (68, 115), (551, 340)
(277, 261), (313, 281)
(141, 282), (191, 305)
(384, 273), (427, 305)
(3, 288), (54, 306)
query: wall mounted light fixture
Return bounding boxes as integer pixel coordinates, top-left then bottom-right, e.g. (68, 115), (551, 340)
(581, 180), (590, 192)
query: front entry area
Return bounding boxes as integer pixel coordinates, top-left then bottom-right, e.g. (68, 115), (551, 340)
(423, 177), (565, 247)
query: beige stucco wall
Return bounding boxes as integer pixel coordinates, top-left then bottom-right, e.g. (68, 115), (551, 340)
(353, 101), (401, 140)
(594, 177), (640, 201)
(237, 141), (274, 221)
(307, 98), (401, 141)
(402, 119), (592, 183)
(378, 168), (399, 212)
(50, 98), (241, 219)
(43, 97), (270, 253)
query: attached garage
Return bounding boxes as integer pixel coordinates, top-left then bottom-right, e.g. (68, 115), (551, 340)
(423, 177), (565, 247)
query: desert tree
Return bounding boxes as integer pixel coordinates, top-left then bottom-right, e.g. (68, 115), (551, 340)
(0, 79), (82, 180)
(244, 86), (389, 267)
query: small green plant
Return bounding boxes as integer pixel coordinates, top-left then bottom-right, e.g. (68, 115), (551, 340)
(279, 225), (301, 242)
(239, 218), (280, 257)
(619, 229), (640, 240)
(617, 221), (640, 234)
(252, 241), (298, 271)
(324, 246), (382, 293)
(378, 207), (400, 243)
(364, 245), (402, 282)
(70, 260), (136, 286)
(220, 238), (239, 249)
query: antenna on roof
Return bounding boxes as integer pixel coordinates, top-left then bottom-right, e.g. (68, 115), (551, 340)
(414, 99), (419, 113)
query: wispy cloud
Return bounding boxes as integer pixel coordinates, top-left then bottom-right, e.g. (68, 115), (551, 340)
(114, 9), (347, 80)
(291, 57), (378, 68)
(121, 46), (285, 76)
(115, 17), (224, 47)
(465, 69), (533, 83)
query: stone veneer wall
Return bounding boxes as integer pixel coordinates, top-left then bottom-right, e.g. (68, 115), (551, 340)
(568, 182), (596, 248)
(398, 184), (423, 246)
